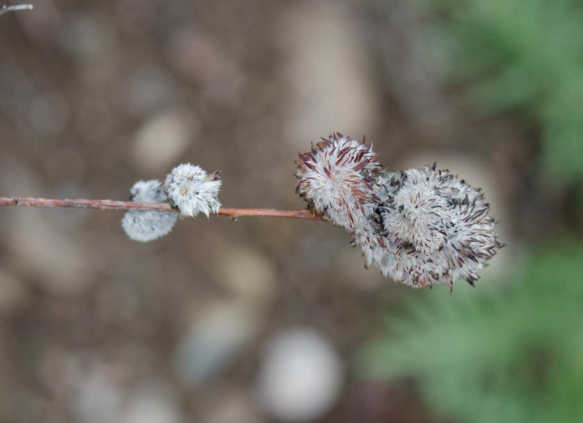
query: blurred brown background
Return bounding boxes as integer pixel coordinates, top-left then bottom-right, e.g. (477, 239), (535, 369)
(0, 1), (548, 422)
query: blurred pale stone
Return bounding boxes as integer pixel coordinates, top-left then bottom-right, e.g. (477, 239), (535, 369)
(123, 385), (182, 423)
(38, 348), (83, 400)
(174, 302), (257, 386)
(201, 391), (262, 423)
(76, 368), (124, 423)
(20, 0), (62, 44)
(0, 268), (29, 314)
(7, 210), (92, 296)
(0, 158), (42, 196)
(333, 249), (385, 291)
(362, 1), (450, 130)
(44, 151), (88, 189)
(116, 0), (162, 39)
(257, 328), (343, 422)
(58, 14), (116, 61)
(213, 247), (276, 308)
(279, 3), (379, 147)
(166, 28), (244, 106)
(58, 14), (119, 84)
(28, 92), (70, 136)
(132, 110), (195, 172)
(167, 28), (226, 83)
(125, 66), (176, 117)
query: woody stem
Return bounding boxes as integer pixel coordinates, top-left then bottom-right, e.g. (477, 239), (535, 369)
(0, 196), (322, 221)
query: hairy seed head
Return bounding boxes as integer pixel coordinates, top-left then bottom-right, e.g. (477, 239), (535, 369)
(296, 133), (380, 231)
(164, 163), (222, 217)
(368, 166), (503, 289)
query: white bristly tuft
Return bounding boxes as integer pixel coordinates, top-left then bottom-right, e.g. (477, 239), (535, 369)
(295, 133), (380, 232)
(164, 163), (222, 217)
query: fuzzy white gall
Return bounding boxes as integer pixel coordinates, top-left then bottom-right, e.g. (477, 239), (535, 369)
(296, 134), (504, 290)
(122, 179), (178, 242)
(164, 163), (222, 217)
(296, 133), (380, 232)
(366, 165), (504, 289)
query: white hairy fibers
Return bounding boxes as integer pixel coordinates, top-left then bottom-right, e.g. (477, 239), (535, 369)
(122, 179), (178, 242)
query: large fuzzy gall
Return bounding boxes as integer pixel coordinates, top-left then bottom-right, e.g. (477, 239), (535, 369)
(368, 165), (505, 290)
(296, 134), (504, 291)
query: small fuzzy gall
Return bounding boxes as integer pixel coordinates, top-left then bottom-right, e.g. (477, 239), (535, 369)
(122, 179), (178, 242)
(296, 135), (504, 291)
(295, 133), (380, 232)
(164, 163), (222, 217)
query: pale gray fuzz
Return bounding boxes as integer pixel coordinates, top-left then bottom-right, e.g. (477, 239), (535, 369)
(361, 166), (503, 289)
(122, 179), (178, 242)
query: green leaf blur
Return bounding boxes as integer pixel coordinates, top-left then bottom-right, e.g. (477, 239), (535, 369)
(362, 247), (583, 422)
(430, 0), (583, 183)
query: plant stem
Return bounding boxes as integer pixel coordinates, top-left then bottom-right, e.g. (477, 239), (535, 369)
(0, 196), (322, 221)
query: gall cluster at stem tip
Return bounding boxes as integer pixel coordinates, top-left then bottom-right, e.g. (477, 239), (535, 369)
(296, 133), (504, 290)
(122, 163), (222, 242)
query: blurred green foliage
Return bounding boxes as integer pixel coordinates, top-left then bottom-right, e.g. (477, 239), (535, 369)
(430, 0), (583, 183)
(362, 1), (583, 421)
(362, 247), (583, 422)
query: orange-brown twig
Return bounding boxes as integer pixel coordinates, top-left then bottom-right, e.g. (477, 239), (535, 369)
(0, 196), (323, 221)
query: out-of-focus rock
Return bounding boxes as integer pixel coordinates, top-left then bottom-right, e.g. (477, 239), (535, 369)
(278, 2), (379, 148)
(333, 249), (385, 291)
(201, 391), (262, 423)
(257, 328), (343, 422)
(58, 14), (120, 84)
(0, 161), (92, 295)
(0, 268), (29, 314)
(123, 385), (182, 423)
(115, 0), (163, 39)
(38, 348), (83, 401)
(360, 0), (451, 132)
(174, 302), (257, 386)
(76, 367), (124, 423)
(125, 66), (177, 117)
(213, 247), (276, 309)
(132, 109), (196, 172)
(28, 91), (70, 136)
(19, 0), (62, 44)
(0, 158), (42, 197)
(7, 209), (93, 296)
(166, 28), (244, 107)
